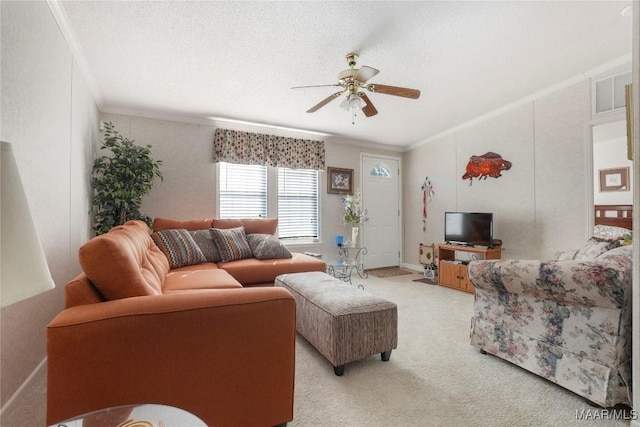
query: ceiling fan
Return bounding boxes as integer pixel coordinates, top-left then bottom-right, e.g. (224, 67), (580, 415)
(291, 53), (421, 123)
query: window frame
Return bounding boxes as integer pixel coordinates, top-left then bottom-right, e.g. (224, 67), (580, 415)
(216, 163), (321, 245)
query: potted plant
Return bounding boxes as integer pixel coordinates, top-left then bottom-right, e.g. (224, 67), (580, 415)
(91, 122), (163, 234)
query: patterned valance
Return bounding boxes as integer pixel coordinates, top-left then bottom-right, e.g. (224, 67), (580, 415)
(212, 128), (325, 171)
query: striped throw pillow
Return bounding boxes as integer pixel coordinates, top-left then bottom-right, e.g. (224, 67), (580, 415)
(210, 226), (253, 262)
(151, 229), (206, 269)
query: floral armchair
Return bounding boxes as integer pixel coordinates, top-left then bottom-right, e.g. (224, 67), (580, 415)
(468, 226), (633, 407)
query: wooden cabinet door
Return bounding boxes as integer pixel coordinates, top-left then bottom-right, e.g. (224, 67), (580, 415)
(460, 267), (474, 292)
(438, 262), (458, 287)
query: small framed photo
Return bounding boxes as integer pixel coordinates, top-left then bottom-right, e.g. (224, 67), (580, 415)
(599, 167), (630, 192)
(327, 167), (354, 194)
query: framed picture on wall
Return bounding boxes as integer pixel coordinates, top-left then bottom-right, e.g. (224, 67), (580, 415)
(599, 167), (630, 192)
(327, 167), (354, 194)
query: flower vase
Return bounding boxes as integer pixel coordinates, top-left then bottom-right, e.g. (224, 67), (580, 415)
(351, 226), (359, 247)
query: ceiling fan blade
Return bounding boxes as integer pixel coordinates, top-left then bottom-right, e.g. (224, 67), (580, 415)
(354, 66), (380, 83)
(366, 84), (420, 99)
(306, 91), (345, 113)
(359, 93), (378, 117)
(291, 84), (343, 89)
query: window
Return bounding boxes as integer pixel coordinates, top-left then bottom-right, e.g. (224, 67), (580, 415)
(218, 162), (319, 241)
(218, 163), (267, 218)
(278, 168), (319, 240)
(370, 163), (391, 177)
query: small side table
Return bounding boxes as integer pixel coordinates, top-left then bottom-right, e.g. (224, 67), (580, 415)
(325, 245), (367, 288)
(338, 245), (368, 279)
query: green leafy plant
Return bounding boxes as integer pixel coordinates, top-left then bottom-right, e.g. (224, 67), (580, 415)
(91, 122), (163, 234)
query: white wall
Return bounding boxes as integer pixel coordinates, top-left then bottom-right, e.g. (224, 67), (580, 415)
(0, 0), (98, 411)
(403, 78), (593, 264)
(99, 113), (401, 258)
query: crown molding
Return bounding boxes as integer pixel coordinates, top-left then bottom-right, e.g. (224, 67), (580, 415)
(47, 0), (103, 107)
(406, 54), (632, 151)
(100, 105), (401, 152)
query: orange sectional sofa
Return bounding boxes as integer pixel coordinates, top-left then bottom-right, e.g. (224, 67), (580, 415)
(47, 218), (325, 427)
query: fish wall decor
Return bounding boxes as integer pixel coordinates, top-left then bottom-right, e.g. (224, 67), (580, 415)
(462, 152), (512, 185)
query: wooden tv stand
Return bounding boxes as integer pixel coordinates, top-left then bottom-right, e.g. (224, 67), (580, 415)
(438, 244), (502, 293)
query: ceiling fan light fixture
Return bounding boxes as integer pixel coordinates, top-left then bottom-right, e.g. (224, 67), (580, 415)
(293, 53), (420, 122)
(347, 93), (364, 125)
(348, 93), (363, 110)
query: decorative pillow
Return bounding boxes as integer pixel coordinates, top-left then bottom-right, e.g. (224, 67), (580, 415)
(151, 229), (206, 269)
(189, 229), (222, 263)
(594, 225), (632, 241)
(246, 233), (292, 260)
(210, 226), (253, 262)
(574, 237), (621, 261)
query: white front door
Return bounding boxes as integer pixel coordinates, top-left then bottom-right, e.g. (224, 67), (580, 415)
(361, 154), (401, 269)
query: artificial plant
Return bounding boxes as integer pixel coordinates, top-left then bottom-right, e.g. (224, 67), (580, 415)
(91, 122), (163, 234)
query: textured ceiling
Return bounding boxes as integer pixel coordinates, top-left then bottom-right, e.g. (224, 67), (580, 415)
(59, 1), (632, 149)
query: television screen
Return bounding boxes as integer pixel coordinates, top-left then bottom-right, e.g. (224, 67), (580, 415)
(444, 212), (493, 246)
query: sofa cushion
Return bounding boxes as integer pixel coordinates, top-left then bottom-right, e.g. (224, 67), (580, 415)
(219, 253), (326, 285)
(211, 226), (253, 262)
(189, 229), (222, 263)
(151, 229), (207, 268)
(79, 220), (169, 300)
(574, 237), (621, 261)
(247, 233), (292, 260)
(212, 218), (278, 235)
(153, 217), (213, 231)
(595, 244), (633, 263)
(163, 264), (242, 292)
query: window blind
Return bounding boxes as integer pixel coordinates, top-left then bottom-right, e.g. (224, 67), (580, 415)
(219, 162), (267, 218)
(277, 168), (319, 240)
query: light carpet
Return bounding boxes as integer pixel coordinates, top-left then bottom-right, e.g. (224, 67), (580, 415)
(2, 273), (630, 427)
(292, 273), (630, 427)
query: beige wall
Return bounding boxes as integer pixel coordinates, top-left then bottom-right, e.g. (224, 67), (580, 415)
(99, 113), (401, 257)
(403, 78), (594, 267)
(0, 1), (98, 409)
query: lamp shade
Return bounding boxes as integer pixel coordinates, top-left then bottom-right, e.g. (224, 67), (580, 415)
(1, 141), (54, 307)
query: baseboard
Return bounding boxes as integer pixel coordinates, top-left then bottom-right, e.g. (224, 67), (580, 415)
(0, 357), (47, 418)
(401, 263), (423, 272)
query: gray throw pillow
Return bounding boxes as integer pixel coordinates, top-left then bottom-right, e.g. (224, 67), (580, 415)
(189, 229), (222, 263)
(247, 233), (292, 260)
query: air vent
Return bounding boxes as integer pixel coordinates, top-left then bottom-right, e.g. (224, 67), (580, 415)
(593, 70), (632, 115)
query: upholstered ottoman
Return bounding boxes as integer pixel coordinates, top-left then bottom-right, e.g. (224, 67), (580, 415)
(275, 271), (397, 376)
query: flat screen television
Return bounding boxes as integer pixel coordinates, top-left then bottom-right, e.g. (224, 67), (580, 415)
(444, 212), (493, 247)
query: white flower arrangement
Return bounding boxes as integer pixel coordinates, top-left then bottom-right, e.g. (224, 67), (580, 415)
(341, 189), (368, 226)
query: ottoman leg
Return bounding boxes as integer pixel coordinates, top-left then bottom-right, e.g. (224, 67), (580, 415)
(334, 365), (345, 376)
(381, 350), (392, 361)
